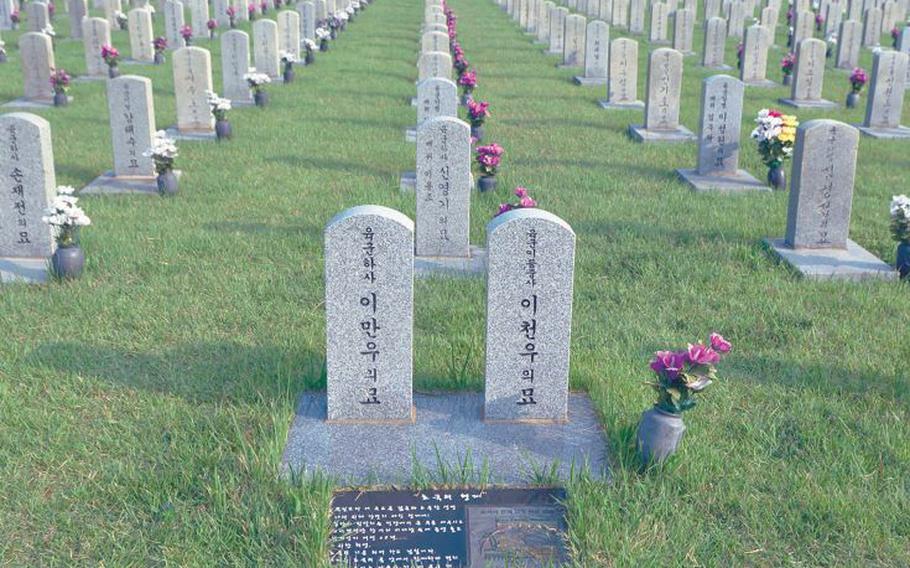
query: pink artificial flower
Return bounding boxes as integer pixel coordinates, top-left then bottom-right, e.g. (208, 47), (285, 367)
(709, 333), (732, 353)
(687, 343), (720, 366)
(514, 187), (528, 198)
(497, 203), (512, 216)
(207, 18), (217, 30)
(650, 350), (687, 378)
(519, 196), (537, 208)
(180, 24), (193, 40)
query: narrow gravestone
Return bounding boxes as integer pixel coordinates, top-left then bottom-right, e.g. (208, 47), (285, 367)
(526, 0), (539, 33)
(862, 7), (881, 46)
(629, 48), (696, 142)
(648, 1), (669, 43)
(82, 75), (163, 195)
(169, 47), (216, 138)
(315, 0), (326, 22)
(574, 19), (609, 85)
(900, 28), (910, 86)
(836, 19), (862, 68)
(324, 205), (415, 423)
(9, 33), (55, 105)
(847, 0), (862, 21)
(672, 8), (695, 54)
(824, 1), (842, 35)
(83, 17), (112, 78)
(548, 6), (568, 54)
(598, 0), (611, 23)
(68, 0), (88, 39)
(104, 0), (122, 28)
(727, 0), (745, 38)
(857, 50), (910, 138)
(612, 0), (628, 29)
(765, 120), (896, 280)
(277, 10), (300, 61)
(128, 8), (155, 63)
(163, 0), (186, 49)
(484, 208), (575, 423)
(188, 0), (209, 39)
(212, 0), (229, 27)
(599, 37), (644, 108)
(26, 2), (49, 32)
(560, 14), (586, 67)
(421, 30), (448, 54)
(677, 75), (767, 192)
(417, 51), (452, 81)
(702, 16), (731, 69)
(780, 38), (836, 108)
(298, 1), (316, 41)
(536, 0), (553, 43)
(0, 0), (12, 31)
(406, 77), (457, 142)
(221, 30), (254, 105)
(792, 10), (814, 46)
(253, 19), (280, 79)
(704, 0), (721, 20)
(628, 0), (645, 34)
(0, 112), (55, 283)
(740, 24), (775, 86)
(761, 6), (779, 43)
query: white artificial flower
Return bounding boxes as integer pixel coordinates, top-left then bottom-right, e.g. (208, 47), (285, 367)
(43, 24), (56, 37)
(205, 90), (232, 113)
(42, 186), (91, 228)
(243, 71), (272, 86)
(892, 195), (910, 218)
(315, 27), (330, 39)
(280, 50), (297, 62)
(303, 38), (317, 50)
(143, 130), (179, 160)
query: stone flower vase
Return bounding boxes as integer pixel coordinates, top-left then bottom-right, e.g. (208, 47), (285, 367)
(637, 407), (686, 463)
(53, 91), (68, 107)
(767, 165), (786, 191)
(471, 124), (484, 141)
(305, 51), (315, 65)
(52, 244), (85, 280)
(461, 92), (473, 106)
(108, 64), (120, 79)
(283, 63), (295, 83)
(154, 52), (165, 65)
(897, 241), (910, 279)
(846, 91), (861, 108)
(477, 176), (497, 192)
(320, 39), (329, 51)
(157, 169), (179, 196)
(254, 90), (269, 107)
(215, 118), (232, 140)
(782, 74), (792, 86)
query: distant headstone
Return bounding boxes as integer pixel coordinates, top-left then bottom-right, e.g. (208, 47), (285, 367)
(0, 0), (13, 31)
(82, 17), (112, 78)
(704, 0), (721, 20)
(847, 0), (862, 21)
(298, 1), (315, 41)
(484, 208), (575, 423)
(18, 33), (55, 103)
(780, 38), (836, 108)
(672, 8), (695, 54)
(25, 2), (49, 32)
(415, 77), (457, 127)
(900, 28), (910, 85)
(187, 0), (209, 37)
(315, 0), (326, 21)
(628, 0), (645, 34)
(612, 0), (628, 29)
(765, 120), (896, 280)
(741, 24), (774, 86)
(727, 0), (745, 37)
(421, 30), (447, 53)
(277, 10), (300, 61)
(548, 6), (568, 54)
(172, 47), (215, 134)
(561, 14), (586, 67)
(760, 6), (778, 41)
(599, 37), (643, 108)
(836, 19), (862, 68)
(104, 0), (122, 27)
(536, 0), (553, 42)
(106, 76), (157, 178)
(824, 0), (843, 35)
(527, 0), (539, 33)
(629, 47), (696, 141)
(253, 19), (280, 78)
(858, 50), (910, 138)
(575, 19), (609, 84)
(212, 0), (229, 26)
(702, 17), (730, 68)
(163, 0), (186, 49)
(677, 75), (767, 191)
(68, 0), (88, 39)
(128, 8), (155, 62)
(221, 30), (253, 105)
(415, 116), (472, 259)
(417, 51), (452, 81)
(324, 205), (415, 423)
(861, 7), (881, 46)
(648, 1), (669, 43)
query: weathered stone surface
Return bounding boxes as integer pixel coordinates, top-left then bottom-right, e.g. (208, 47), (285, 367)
(172, 47), (215, 133)
(277, 10), (300, 61)
(648, 1), (669, 43)
(600, 37), (643, 108)
(628, 0), (644, 33)
(612, 0), (628, 29)
(780, 38), (836, 107)
(536, 0), (553, 42)
(761, 6), (779, 41)
(18, 33), (55, 102)
(421, 30), (448, 54)
(672, 8), (695, 54)
(704, 0), (721, 20)
(253, 19), (280, 78)
(187, 0), (209, 39)
(862, 7), (881, 46)
(107, 75), (156, 178)
(702, 17), (730, 68)
(484, 208), (575, 423)
(561, 14), (586, 67)
(68, 0), (88, 39)
(630, 47), (696, 141)
(415, 116), (472, 259)
(298, 1), (316, 41)
(324, 205), (415, 423)
(548, 6), (568, 54)
(740, 24), (774, 86)
(212, 0), (229, 27)
(575, 19), (608, 84)
(792, 10), (814, 46)
(417, 51), (452, 81)
(836, 19), (862, 69)
(128, 8), (155, 62)
(163, 0), (186, 49)
(859, 50), (910, 138)
(103, 0), (121, 27)
(221, 30), (253, 104)
(25, 2), (49, 32)
(0, 112), (56, 259)
(727, 0), (745, 37)
(415, 77), (457, 126)
(83, 17), (112, 78)
(315, 0), (326, 21)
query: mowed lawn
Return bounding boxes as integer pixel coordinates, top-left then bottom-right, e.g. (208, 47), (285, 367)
(0, 0), (908, 564)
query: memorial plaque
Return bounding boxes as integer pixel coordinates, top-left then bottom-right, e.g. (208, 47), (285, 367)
(330, 488), (569, 568)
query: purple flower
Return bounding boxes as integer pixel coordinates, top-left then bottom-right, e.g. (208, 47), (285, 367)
(687, 343), (720, 366)
(709, 333), (732, 353)
(650, 350), (688, 378)
(514, 187), (528, 198)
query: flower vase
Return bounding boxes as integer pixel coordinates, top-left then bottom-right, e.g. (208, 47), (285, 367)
(230, 18), (236, 28)
(767, 165), (786, 190)
(897, 241), (910, 279)
(108, 64), (120, 79)
(254, 90), (269, 107)
(283, 63), (295, 83)
(154, 52), (165, 65)
(215, 119), (232, 140)
(305, 51), (315, 64)
(461, 92), (473, 106)
(52, 244), (85, 280)
(157, 169), (179, 196)
(320, 39), (329, 51)
(477, 176), (497, 192)
(0, 53), (6, 64)
(846, 91), (860, 108)
(636, 407), (686, 464)
(209, 29), (215, 40)
(471, 124), (484, 141)
(183, 37), (192, 47)
(782, 74), (792, 86)
(53, 91), (68, 107)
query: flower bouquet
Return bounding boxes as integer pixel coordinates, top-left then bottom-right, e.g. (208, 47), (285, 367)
(207, 18), (217, 39)
(50, 68), (70, 106)
(260, 0), (268, 14)
(101, 44), (120, 78)
(248, 3), (257, 20)
(180, 24), (193, 46)
(244, 72), (272, 107)
(496, 187), (537, 217)
(303, 38), (317, 64)
(475, 143), (503, 192)
(891, 26), (900, 48)
(42, 186), (91, 280)
(466, 99), (490, 140)
(814, 11), (824, 31)
(143, 130), (180, 195)
(206, 90), (232, 140)
(637, 333), (732, 463)
(846, 67), (866, 108)
(281, 51), (297, 83)
(10, 10), (19, 30)
(751, 108), (797, 190)
(458, 69), (476, 105)
(780, 52), (796, 85)
(316, 26), (331, 51)
(891, 195), (910, 278)
(226, 5), (237, 27)
(153, 36), (167, 64)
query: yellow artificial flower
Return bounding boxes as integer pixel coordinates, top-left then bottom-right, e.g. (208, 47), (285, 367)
(781, 115), (799, 127)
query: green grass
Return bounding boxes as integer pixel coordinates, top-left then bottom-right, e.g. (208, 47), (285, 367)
(1, 0), (909, 565)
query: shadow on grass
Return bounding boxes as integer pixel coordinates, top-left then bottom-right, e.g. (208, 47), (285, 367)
(200, 221), (324, 239)
(28, 342), (327, 405)
(266, 155), (396, 178)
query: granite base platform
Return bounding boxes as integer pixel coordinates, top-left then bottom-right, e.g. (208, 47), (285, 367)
(856, 124), (910, 139)
(80, 171), (183, 195)
(629, 124), (697, 143)
(281, 392), (609, 486)
(598, 99), (645, 110)
(573, 76), (608, 86)
(405, 127), (416, 142)
(410, 96), (417, 107)
(677, 168), (770, 193)
(778, 97), (838, 109)
(702, 64), (734, 71)
(122, 58), (155, 66)
(165, 126), (217, 141)
(2, 96), (72, 108)
(745, 79), (778, 88)
(764, 238), (898, 281)
(0, 257), (48, 284)
(416, 245), (487, 278)
(73, 75), (107, 83)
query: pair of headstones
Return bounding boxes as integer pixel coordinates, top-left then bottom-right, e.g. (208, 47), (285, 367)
(324, 205), (576, 424)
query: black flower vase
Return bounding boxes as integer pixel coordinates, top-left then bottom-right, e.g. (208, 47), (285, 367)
(470, 124), (484, 141)
(254, 90), (269, 107)
(782, 74), (792, 86)
(283, 63), (295, 83)
(52, 244), (85, 280)
(897, 241), (910, 279)
(477, 176), (497, 192)
(157, 169), (179, 196)
(53, 91), (68, 106)
(184, 37), (192, 46)
(154, 52), (165, 64)
(0, 52), (6, 63)
(846, 91), (860, 108)
(108, 64), (120, 79)
(305, 51), (314, 64)
(767, 166), (786, 191)
(320, 39), (329, 51)
(215, 118), (232, 140)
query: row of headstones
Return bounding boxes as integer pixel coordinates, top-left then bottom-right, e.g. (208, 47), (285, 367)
(324, 204), (576, 423)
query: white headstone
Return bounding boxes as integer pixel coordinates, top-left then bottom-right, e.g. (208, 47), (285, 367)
(128, 8), (155, 62)
(221, 29), (253, 104)
(18, 33), (55, 102)
(107, 75), (157, 178)
(172, 46), (215, 133)
(82, 17), (112, 77)
(277, 10), (300, 60)
(253, 18), (280, 78)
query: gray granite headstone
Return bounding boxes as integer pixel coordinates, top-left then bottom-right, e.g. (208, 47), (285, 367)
(627, 0), (644, 34)
(83, 17), (112, 78)
(677, 75), (767, 191)
(765, 120), (895, 280)
(18, 33), (55, 103)
(527, 0), (539, 32)
(68, 0), (88, 39)
(536, 0), (553, 42)
(561, 14), (586, 67)
(630, 47), (696, 141)
(417, 51), (452, 81)
(416, 78), (457, 126)
(858, 50), (910, 138)
(277, 10), (300, 61)
(861, 7), (881, 46)
(421, 30), (448, 53)
(761, 6), (779, 41)
(324, 205), (415, 423)
(104, 0), (122, 28)
(741, 24), (774, 86)
(188, 0), (209, 39)
(128, 8), (155, 63)
(172, 47), (215, 134)
(415, 116), (472, 261)
(298, 1), (315, 41)
(704, 0), (721, 20)
(792, 10), (814, 46)
(824, 1), (843, 35)
(484, 208), (575, 423)
(702, 17), (730, 69)
(0, 0), (11, 31)
(847, 0), (862, 21)
(575, 19), (608, 84)
(672, 8), (695, 54)
(727, 0), (745, 37)
(163, 0), (186, 49)
(648, 1), (669, 43)
(107, 76), (157, 178)
(253, 19), (280, 78)
(612, 0), (628, 29)
(836, 19), (862, 68)
(780, 38), (836, 107)
(222, 30), (253, 105)
(599, 37), (643, 108)
(26, 2), (49, 32)
(548, 6), (568, 54)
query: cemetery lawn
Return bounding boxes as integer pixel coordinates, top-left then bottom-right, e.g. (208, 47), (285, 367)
(1, 0), (909, 565)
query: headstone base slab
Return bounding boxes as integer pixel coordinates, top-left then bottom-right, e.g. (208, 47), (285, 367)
(573, 76), (608, 86)
(399, 171), (416, 192)
(415, 245), (487, 278)
(777, 97), (838, 109)
(0, 257), (48, 284)
(122, 58), (156, 66)
(281, 392), (609, 486)
(598, 99), (645, 110)
(164, 126), (217, 141)
(677, 168), (770, 193)
(404, 127), (416, 142)
(744, 79), (778, 88)
(556, 63), (582, 69)
(80, 171), (183, 195)
(409, 96), (417, 107)
(73, 74), (108, 82)
(628, 124), (698, 143)
(702, 64), (734, 71)
(764, 238), (898, 281)
(2, 97), (72, 108)
(229, 98), (255, 107)
(855, 124), (910, 139)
